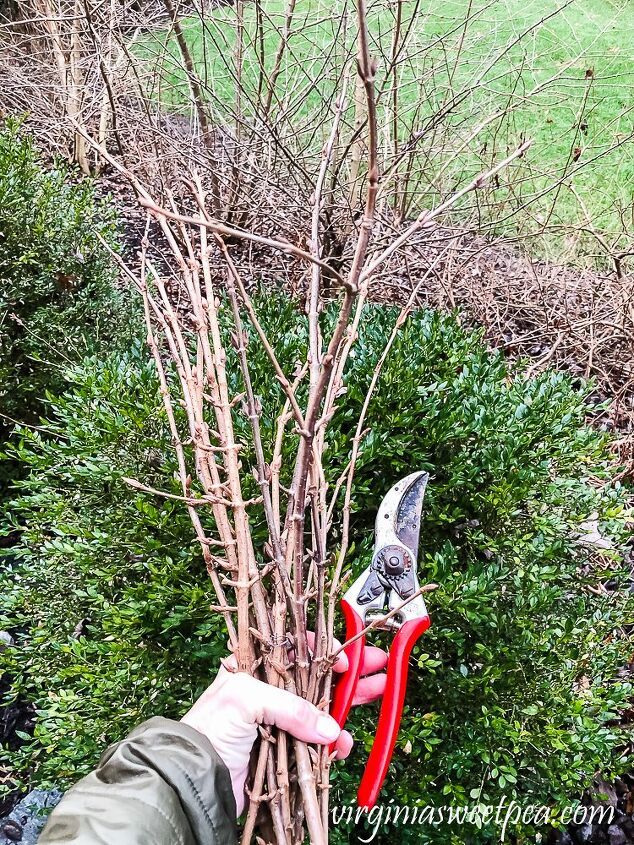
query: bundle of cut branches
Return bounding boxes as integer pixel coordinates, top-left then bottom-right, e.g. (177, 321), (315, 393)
(74, 6), (529, 840)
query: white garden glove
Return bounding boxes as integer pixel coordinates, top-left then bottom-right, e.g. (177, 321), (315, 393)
(181, 637), (388, 814)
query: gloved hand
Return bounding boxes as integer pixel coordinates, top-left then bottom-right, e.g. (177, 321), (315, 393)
(181, 636), (387, 814)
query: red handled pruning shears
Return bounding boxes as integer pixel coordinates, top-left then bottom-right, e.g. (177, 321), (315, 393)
(331, 471), (431, 809)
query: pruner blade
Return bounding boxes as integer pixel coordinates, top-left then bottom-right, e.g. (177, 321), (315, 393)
(353, 471), (429, 623)
(391, 470), (428, 555)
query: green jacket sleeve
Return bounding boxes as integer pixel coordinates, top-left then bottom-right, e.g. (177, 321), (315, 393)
(39, 717), (237, 845)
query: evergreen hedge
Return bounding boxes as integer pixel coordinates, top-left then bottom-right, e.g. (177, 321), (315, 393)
(1, 297), (631, 842)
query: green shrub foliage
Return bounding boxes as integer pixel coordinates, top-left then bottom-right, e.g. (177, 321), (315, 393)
(0, 119), (126, 430)
(1, 296), (631, 842)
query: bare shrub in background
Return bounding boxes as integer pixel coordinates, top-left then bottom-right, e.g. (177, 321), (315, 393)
(2, 0), (632, 257)
(2, 0), (631, 449)
(0, 0), (156, 172)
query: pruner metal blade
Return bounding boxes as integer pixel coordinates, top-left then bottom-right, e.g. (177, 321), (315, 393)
(344, 471), (429, 627)
(375, 470), (428, 557)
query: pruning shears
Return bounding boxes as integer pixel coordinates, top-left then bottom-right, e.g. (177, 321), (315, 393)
(330, 471), (431, 809)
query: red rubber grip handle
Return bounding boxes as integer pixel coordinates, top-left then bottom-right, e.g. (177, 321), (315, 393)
(329, 599), (365, 752)
(357, 614), (431, 809)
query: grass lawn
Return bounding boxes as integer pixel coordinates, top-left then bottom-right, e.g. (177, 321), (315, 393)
(141, 0), (634, 263)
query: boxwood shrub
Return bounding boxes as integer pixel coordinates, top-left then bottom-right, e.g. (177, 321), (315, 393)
(1, 295), (631, 843)
(0, 119), (128, 435)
